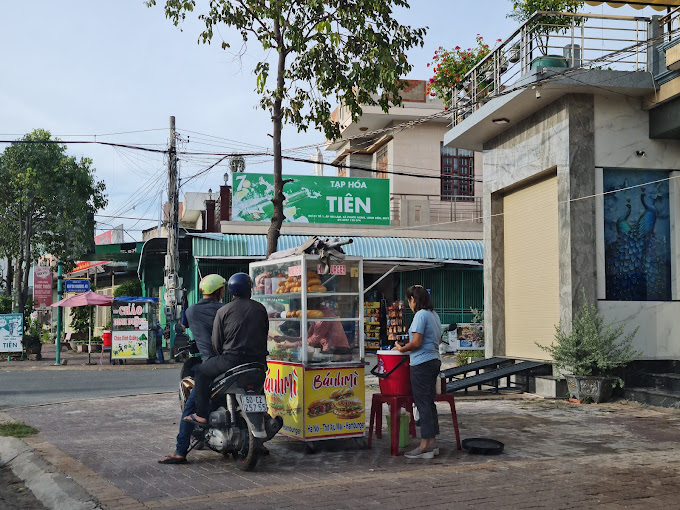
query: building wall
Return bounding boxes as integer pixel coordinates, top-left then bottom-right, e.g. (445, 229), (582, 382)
(390, 122), (448, 197)
(482, 94), (596, 360)
(593, 94), (680, 359)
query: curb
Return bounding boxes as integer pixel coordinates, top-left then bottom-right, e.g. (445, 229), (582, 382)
(0, 436), (103, 510)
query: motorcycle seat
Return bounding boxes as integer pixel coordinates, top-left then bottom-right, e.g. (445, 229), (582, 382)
(210, 362), (267, 394)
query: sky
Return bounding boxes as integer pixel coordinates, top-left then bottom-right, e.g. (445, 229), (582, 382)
(0, 0), (662, 241)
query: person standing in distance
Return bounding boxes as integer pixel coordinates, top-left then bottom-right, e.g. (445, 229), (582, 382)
(393, 285), (442, 459)
(184, 272), (268, 426)
(158, 274), (225, 464)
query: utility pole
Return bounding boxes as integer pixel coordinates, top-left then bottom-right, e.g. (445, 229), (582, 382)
(164, 116), (182, 346)
(55, 259), (63, 366)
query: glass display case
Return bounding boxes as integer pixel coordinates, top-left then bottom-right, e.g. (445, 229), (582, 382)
(250, 255), (366, 443)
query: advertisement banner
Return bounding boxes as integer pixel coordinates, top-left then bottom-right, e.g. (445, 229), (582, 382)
(0, 314), (23, 352)
(264, 361), (303, 439)
(33, 266), (53, 308)
(232, 173), (390, 225)
(64, 279), (90, 294)
(95, 225), (124, 245)
(303, 365), (365, 439)
(112, 330), (149, 359)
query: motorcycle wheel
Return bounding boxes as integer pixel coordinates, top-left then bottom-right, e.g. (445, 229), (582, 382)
(180, 356), (202, 380)
(233, 430), (261, 471)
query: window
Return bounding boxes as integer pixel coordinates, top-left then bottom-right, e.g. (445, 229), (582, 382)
(440, 143), (474, 201)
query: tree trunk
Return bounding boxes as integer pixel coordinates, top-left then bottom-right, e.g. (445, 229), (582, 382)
(14, 206), (24, 313)
(266, 19), (287, 258)
(20, 214), (32, 314)
(4, 257), (12, 296)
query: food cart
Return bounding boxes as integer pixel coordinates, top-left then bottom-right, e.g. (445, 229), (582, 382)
(111, 297), (159, 362)
(250, 255), (365, 449)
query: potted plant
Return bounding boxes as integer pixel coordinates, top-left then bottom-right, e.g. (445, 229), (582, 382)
(507, 0), (586, 69)
(537, 291), (640, 403)
(428, 35), (503, 107)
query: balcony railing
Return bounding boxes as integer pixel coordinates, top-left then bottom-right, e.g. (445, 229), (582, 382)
(390, 194), (483, 227)
(450, 11), (657, 127)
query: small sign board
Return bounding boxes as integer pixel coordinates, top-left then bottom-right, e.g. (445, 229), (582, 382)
(64, 279), (90, 294)
(0, 314), (23, 352)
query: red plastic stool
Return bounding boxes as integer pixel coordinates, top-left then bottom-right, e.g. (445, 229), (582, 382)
(367, 394), (417, 456)
(434, 393), (463, 451)
(367, 393), (462, 456)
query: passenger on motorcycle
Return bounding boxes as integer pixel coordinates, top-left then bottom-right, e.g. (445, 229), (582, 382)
(183, 272), (269, 426)
(158, 274), (225, 464)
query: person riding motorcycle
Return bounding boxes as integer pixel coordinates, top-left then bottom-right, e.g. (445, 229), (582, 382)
(184, 272), (268, 426)
(158, 274), (225, 464)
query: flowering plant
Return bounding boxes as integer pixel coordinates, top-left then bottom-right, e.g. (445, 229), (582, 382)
(428, 35), (501, 106)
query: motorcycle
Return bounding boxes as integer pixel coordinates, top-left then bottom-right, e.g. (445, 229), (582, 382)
(174, 335), (283, 471)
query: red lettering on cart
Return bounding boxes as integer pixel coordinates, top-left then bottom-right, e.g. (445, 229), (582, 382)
(312, 370), (358, 391)
(264, 368), (298, 398)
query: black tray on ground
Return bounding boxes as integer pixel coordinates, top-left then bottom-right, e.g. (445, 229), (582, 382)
(461, 438), (504, 455)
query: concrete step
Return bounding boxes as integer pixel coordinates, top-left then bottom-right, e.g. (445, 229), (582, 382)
(623, 387), (680, 409)
(640, 373), (680, 393)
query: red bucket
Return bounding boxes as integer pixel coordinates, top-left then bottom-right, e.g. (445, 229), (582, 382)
(371, 350), (412, 396)
(102, 330), (112, 348)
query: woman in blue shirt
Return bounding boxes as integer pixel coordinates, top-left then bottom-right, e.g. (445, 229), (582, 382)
(394, 285), (442, 459)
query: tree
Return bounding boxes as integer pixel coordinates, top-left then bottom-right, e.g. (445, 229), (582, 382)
(508, 0), (585, 55)
(0, 129), (107, 317)
(149, 0), (426, 256)
(113, 279), (143, 298)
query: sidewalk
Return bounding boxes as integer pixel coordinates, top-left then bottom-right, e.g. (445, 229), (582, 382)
(0, 344), (177, 371)
(4, 389), (680, 509)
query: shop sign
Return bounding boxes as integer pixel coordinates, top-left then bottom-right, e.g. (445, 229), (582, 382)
(232, 173), (390, 225)
(112, 331), (149, 358)
(33, 266), (53, 308)
(112, 304), (148, 330)
(303, 366), (365, 439)
(64, 279), (90, 294)
(0, 314), (23, 353)
(95, 225), (124, 245)
(264, 363), (303, 439)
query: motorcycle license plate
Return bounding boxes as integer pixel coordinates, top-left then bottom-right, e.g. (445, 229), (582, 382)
(242, 395), (267, 413)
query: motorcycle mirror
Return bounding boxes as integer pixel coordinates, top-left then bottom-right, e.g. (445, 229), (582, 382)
(447, 323), (458, 332)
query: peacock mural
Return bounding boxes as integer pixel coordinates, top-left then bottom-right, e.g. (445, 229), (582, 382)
(604, 170), (671, 301)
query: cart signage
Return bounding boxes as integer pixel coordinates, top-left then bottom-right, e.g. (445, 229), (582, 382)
(265, 364), (303, 438)
(232, 173), (390, 225)
(303, 366), (365, 439)
(112, 331), (149, 358)
(112, 304), (148, 329)
(0, 314), (23, 353)
(318, 264), (346, 276)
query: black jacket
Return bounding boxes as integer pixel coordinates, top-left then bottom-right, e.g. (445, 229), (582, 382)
(211, 297), (268, 360)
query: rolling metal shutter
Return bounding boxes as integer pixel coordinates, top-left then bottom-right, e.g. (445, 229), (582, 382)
(503, 175), (559, 360)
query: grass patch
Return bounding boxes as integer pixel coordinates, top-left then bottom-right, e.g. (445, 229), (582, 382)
(0, 422), (38, 438)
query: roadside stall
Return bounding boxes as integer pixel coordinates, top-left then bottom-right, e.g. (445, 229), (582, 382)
(251, 254), (366, 449)
(111, 297), (159, 362)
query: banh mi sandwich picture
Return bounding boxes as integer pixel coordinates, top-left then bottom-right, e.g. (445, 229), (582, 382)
(306, 399), (335, 418)
(332, 398), (364, 419)
(268, 394), (287, 416)
(329, 388), (354, 400)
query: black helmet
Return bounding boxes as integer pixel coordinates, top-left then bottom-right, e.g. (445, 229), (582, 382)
(228, 272), (252, 297)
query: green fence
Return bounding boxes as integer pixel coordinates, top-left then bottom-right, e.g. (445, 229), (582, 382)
(399, 267), (483, 326)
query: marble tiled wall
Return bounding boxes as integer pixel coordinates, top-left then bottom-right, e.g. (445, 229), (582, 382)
(483, 95), (597, 357)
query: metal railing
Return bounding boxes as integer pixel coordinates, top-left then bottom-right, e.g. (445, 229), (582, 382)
(390, 194), (483, 227)
(661, 7), (680, 43)
(450, 11), (655, 127)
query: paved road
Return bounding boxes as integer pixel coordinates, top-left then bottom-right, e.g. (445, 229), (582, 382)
(0, 368), (180, 410)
